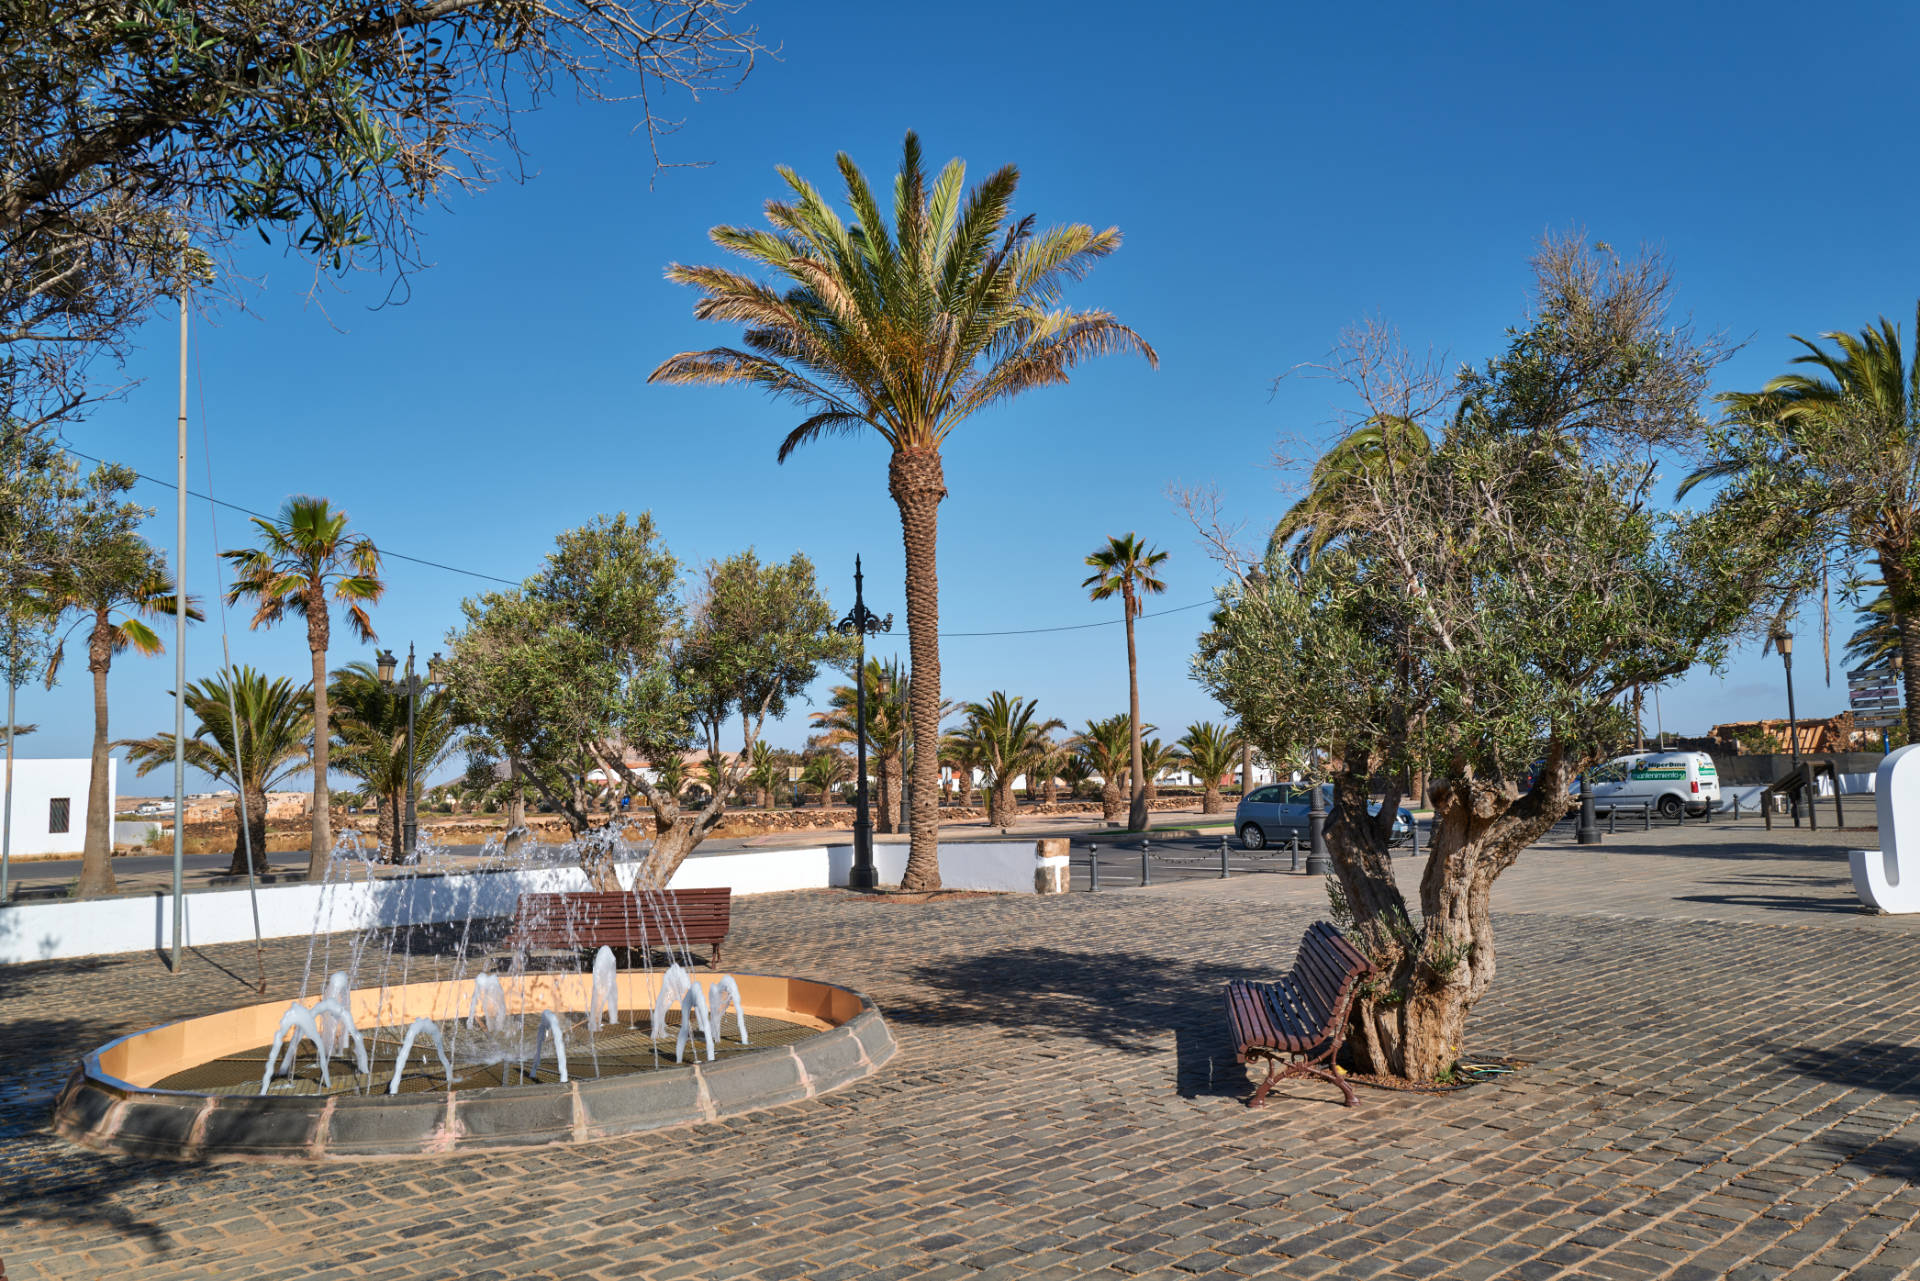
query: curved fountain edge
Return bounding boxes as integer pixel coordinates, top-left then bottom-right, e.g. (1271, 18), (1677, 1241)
(51, 977), (896, 1161)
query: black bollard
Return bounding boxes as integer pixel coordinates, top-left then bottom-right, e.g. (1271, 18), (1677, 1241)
(1219, 834), (1231, 879)
(1141, 839), (1151, 887)
(1289, 833), (1300, 873)
(1089, 843), (1099, 893)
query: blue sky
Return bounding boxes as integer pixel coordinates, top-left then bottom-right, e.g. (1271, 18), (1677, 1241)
(22, 1), (1920, 790)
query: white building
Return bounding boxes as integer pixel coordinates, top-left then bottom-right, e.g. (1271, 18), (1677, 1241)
(1, 758), (113, 857)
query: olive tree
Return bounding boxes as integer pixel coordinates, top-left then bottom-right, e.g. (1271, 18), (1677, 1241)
(2, 0), (761, 433)
(445, 515), (847, 889)
(1195, 240), (1778, 1081)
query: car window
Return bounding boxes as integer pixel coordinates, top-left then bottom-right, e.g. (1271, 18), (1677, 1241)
(1247, 787), (1280, 804)
(1592, 762), (1629, 784)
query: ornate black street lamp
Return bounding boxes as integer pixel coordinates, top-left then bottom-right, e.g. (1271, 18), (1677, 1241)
(837, 557), (892, 890)
(1775, 629), (1800, 767)
(376, 644), (444, 860)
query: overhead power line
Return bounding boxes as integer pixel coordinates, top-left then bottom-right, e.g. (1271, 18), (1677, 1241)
(940, 599), (1213, 638)
(54, 444), (523, 586)
(54, 442), (1219, 637)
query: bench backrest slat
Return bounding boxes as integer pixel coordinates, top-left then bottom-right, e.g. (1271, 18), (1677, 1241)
(510, 889), (731, 946)
(1287, 922), (1372, 1028)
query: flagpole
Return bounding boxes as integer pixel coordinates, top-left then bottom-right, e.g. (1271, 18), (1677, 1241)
(170, 265), (188, 973)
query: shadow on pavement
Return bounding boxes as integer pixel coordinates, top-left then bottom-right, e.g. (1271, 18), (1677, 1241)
(1776, 1039), (1920, 1181)
(889, 945), (1255, 1101)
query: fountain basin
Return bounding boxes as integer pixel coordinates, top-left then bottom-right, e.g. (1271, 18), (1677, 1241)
(53, 971), (894, 1159)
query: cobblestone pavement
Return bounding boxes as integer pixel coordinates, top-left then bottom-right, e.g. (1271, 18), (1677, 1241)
(6, 823), (1920, 1280)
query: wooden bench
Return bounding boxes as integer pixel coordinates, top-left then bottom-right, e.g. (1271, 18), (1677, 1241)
(1225, 921), (1374, 1108)
(505, 888), (733, 968)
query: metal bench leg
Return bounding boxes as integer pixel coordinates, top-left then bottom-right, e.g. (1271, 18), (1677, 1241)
(1248, 1058), (1281, 1109)
(1279, 1060), (1358, 1107)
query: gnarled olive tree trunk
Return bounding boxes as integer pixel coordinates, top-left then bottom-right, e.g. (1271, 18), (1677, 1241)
(1328, 764), (1571, 1082)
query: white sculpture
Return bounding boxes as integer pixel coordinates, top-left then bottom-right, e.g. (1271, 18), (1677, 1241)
(707, 975), (749, 1045)
(651, 963), (693, 1040)
(586, 946), (619, 1028)
(673, 983), (715, 1064)
(530, 1010), (569, 1083)
(261, 1004), (332, 1093)
(387, 1018), (453, 1094)
(309, 997), (370, 1075)
(467, 973), (510, 1035)
(1850, 745), (1920, 912)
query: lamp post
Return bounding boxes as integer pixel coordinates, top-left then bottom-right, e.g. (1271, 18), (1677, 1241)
(376, 645), (443, 861)
(836, 557), (892, 890)
(1775, 630), (1800, 767)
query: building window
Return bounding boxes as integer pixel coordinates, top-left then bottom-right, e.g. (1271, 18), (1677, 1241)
(49, 797), (71, 834)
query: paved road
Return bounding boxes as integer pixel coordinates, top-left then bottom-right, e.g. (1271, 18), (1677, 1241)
(4, 819), (1916, 1281)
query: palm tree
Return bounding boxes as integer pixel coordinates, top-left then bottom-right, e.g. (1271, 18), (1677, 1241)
(1083, 534), (1169, 831)
(939, 732), (980, 808)
(953, 692), (1063, 828)
(1846, 584), (1898, 669)
(44, 468), (199, 897)
(1269, 414), (1435, 567)
(1137, 736), (1183, 803)
(1026, 731), (1071, 806)
(119, 667), (313, 873)
(1178, 720), (1242, 815)
(812, 658), (911, 832)
(1076, 714), (1136, 823)
(1682, 307), (1920, 737)
(746, 740), (783, 808)
(651, 132), (1155, 889)
(223, 496), (384, 877)
(327, 661), (458, 862)
(801, 750), (850, 807)
(652, 754), (688, 802)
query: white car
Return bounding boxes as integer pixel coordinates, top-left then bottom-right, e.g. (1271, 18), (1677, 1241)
(1584, 751), (1720, 819)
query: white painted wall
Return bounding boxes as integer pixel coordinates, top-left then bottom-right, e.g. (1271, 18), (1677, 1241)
(1, 758), (113, 857)
(825, 841), (1042, 893)
(0, 838), (1053, 964)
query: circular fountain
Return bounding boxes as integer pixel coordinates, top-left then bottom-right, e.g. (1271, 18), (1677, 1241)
(54, 966), (895, 1159)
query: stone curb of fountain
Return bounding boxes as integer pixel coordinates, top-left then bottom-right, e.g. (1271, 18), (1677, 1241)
(51, 991), (898, 1161)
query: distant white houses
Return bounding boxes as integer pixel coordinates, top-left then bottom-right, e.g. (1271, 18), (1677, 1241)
(1, 758), (113, 857)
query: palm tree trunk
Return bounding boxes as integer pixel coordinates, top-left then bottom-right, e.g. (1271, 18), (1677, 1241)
(891, 448), (945, 890)
(77, 614), (116, 898)
(1883, 555), (1920, 742)
(380, 791), (403, 860)
(307, 624), (331, 879)
(874, 753), (895, 834)
(1240, 740), (1252, 798)
(1125, 602), (1148, 833)
(231, 785), (268, 874)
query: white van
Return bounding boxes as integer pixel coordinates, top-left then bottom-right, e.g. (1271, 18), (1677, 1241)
(1586, 751), (1720, 819)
